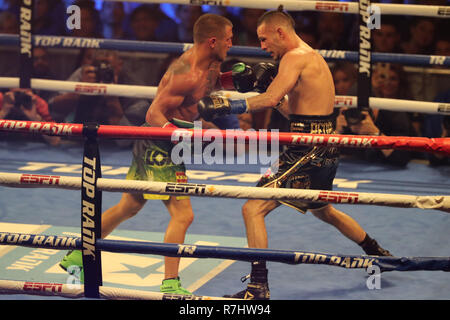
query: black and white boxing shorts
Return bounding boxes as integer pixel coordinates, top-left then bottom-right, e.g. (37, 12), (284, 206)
(257, 112), (340, 213)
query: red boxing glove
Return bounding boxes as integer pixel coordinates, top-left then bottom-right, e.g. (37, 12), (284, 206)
(219, 63), (256, 93)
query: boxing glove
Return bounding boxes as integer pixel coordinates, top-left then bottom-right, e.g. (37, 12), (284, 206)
(198, 95), (248, 122)
(220, 63), (256, 93)
(253, 62), (278, 93)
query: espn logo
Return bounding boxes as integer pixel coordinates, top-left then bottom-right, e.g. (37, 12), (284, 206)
(165, 183), (206, 194)
(315, 2), (349, 12)
(317, 191), (359, 204)
(23, 282), (63, 292)
(75, 84), (107, 94)
(20, 174), (61, 185)
(335, 96), (354, 107)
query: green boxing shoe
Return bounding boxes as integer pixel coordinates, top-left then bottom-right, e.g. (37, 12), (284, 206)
(59, 250), (84, 282)
(160, 277), (192, 295)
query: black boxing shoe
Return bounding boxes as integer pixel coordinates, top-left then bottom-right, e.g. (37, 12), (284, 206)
(360, 236), (393, 256)
(224, 282), (270, 300)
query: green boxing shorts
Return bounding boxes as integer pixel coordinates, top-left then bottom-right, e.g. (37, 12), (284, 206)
(126, 121), (193, 200)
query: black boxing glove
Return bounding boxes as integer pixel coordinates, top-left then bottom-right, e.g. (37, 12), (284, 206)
(220, 62), (256, 93)
(198, 95), (248, 122)
(253, 62), (278, 93)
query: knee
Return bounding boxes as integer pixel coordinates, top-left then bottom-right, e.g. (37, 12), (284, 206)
(119, 198), (145, 219)
(310, 205), (333, 222)
(242, 202), (263, 221)
(173, 210), (194, 227)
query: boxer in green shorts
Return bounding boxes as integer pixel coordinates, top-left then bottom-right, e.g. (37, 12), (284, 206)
(60, 13), (246, 295)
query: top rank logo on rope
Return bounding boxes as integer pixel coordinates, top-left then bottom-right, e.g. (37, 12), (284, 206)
(0, 120), (76, 135)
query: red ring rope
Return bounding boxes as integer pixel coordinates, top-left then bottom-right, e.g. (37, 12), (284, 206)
(0, 119), (449, 155)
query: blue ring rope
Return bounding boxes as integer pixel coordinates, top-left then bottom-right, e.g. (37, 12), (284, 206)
(0, 34), (449, 67)
(1, 232), (448, 273)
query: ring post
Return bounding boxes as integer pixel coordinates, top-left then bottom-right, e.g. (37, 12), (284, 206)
(81, 122), (103, 298)
(357, 0), (372, 117)
(19, 0), (33, 91)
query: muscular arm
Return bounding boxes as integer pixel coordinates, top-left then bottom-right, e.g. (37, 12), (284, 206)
(145, 61), (194, 126)
(246, 52), (303, 112)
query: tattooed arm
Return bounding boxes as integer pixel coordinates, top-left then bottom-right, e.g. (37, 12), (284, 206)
(146, 59), (195, 126)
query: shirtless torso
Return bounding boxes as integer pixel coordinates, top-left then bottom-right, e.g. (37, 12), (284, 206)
(146, 51), (221, 126)
(283, 45), (336, 116)
(247, 22), (336, 118)
(146, 23), (232, 127)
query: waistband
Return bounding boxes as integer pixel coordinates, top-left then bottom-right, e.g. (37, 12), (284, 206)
(289, 111), (337, 134)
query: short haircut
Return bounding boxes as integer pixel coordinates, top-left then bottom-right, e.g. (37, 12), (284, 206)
(193, 13), (233, 43)
(257, 5), (295, 29)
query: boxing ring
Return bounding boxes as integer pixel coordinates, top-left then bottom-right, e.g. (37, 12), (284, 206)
(0, 0), (449, 301)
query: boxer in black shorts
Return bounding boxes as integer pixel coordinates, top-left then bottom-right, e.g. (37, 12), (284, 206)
(198, 7), (392, 300)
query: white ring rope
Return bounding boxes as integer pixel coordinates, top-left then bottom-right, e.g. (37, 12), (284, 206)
(0, 77), (448, 115)
(0, 279), (236, 300)
(106, 0), (450, 18)
(1, 172), (449, 211)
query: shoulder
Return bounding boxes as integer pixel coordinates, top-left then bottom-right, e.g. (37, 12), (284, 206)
(162, 58), (198, 94)
(278, 49), (309, 72)
(167, 58), (191, 76)
(284, 47), (316, 62)
(280, 47), (320, 72)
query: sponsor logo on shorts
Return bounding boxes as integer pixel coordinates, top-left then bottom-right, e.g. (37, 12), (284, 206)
(176, 172), (188, 183)
(285, 174), (311, 189)
(145, 149), (171, 166)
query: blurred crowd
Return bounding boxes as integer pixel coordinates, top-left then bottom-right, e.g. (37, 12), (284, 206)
(0, 0), (449, 166)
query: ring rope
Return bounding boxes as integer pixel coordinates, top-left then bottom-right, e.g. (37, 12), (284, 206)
(1, 231), (449, 273)
(1, 34), (449, 67)
(1, 232), (449, 273)
(0, 279), (236, 300)
(0, 119), (447, 154)
(0, 78), (449, 115)
(0, 120), (449, 155)
(104, 0), (450, 18)
(1, 172), (449, 211)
